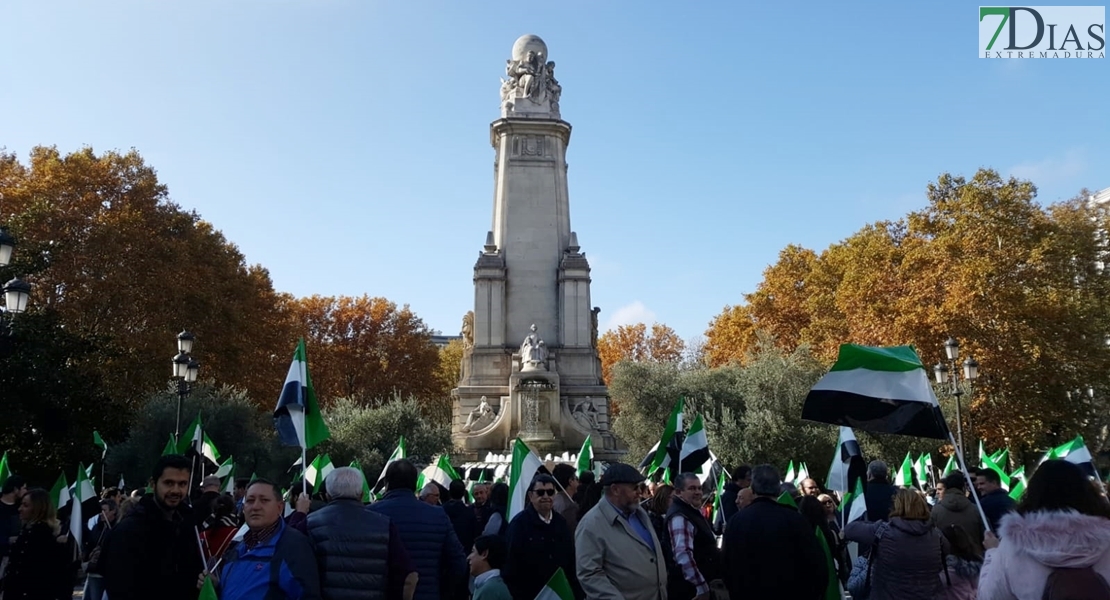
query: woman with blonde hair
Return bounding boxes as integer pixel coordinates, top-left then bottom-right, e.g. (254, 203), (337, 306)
(844, 488), (950, 600)
(2, 488), (75, 600)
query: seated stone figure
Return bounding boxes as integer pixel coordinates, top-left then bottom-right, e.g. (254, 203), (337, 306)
(463, 396), (497, 433)
(571, 398), (600, 431)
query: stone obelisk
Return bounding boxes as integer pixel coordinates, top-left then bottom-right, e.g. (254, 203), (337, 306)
(452, 34), (621, 460)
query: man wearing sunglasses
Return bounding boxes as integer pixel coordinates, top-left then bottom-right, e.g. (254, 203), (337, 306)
(503, 474), (583, 600)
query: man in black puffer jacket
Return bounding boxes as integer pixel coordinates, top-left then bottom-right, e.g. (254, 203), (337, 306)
(307, 467), (418, 600)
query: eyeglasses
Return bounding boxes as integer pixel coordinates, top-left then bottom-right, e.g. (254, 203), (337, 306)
(531, 489), (556, 496)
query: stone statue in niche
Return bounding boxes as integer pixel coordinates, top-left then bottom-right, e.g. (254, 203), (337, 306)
(461, 311), (474, 353)
(463, 396), (496, 433)
(519, 324), (549, 371)
(571, 397), (600, 431)
(590, 307), (601, 349)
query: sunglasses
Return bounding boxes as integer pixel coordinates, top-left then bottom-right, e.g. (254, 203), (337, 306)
(531, 489), (556, 496)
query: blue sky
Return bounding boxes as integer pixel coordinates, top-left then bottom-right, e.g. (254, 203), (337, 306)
(1, 1), (1106, 342)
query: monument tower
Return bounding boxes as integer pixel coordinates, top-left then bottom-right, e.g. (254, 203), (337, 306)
(452, 34), (622, 460)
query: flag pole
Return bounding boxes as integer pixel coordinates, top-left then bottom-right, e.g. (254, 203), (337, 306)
(301, 445), (308, 496)
(949, 430), (991, 531)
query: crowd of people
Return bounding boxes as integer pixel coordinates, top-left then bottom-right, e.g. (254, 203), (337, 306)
(1, 453), (1109, 600)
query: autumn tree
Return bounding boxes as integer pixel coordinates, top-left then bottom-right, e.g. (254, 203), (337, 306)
(0, 147), (294, 412)
(704, 169), (1110, 462)
(291, 295), (442, 405)
(597, 322), (686, 384)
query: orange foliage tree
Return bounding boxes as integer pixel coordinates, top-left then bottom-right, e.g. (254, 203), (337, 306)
(704, 169), (1110, 458)
(0, 146), (294, 409)
(597, 322), (685, 385)
(290, 295), (443, 405)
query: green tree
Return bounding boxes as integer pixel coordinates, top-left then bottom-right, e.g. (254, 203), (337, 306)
(0, 310), (121, 485)
(315, 397), (451, 482)
(107, 383), (293, 488)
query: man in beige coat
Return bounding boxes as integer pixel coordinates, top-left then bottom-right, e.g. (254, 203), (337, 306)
(576, 463), (668, 600)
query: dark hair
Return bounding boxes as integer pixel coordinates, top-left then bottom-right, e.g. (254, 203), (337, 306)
(101, 487), (120, 499)
(473, 534), (507, 569)
(579, 482), (603, 516)
(676, 473), (701, 491)
(1, 475), (26, 495)
(941, 472), (967, 491)
(489, 482), (509, 508)
(978, 468), (1001, 486)
(99, 498), (118, 512)
(751, 465), (782, 496)
(1019, 459), (1110, 518)
(246, 478), (283, 502)
(384, 460), (418, 492)
(449, 479), (467, 500)
(234, 478), (250, 489)
(733, 465), (752, 482)
(530, 474), (558, 492)
(151, 455), (192, 481)
(552, 463), (577, 490)
(798, 495), (838, 555)
(649, 484), (674, 515)
(211, 495), (236, 519)
(579, 471), (596, 488)
(942, 524), (983, 562)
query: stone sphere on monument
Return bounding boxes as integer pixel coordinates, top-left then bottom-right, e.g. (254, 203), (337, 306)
(511, 34), (548, 61)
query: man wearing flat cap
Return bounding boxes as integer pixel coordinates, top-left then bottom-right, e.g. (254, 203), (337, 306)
(575, 463), (668, 600)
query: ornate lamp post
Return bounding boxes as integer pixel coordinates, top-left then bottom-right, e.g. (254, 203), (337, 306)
(171, 330), (199, 439)
(933, 337), (980, 459)
(0, 222), (31, 335)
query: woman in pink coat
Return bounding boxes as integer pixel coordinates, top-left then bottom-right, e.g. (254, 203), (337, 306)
(978, 459), (1110, 600)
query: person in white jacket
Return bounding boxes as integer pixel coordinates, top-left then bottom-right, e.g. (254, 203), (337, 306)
(978, 459), (1110, 600)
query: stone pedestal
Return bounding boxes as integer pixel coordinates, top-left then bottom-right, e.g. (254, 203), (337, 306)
(451, 34), (625, 462)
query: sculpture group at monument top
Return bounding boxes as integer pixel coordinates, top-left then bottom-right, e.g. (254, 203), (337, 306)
(451, 35), (623, 460)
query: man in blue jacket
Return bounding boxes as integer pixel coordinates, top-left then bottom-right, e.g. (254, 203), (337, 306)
(370, 460), (467, 600)
(217, 479), (321, 600)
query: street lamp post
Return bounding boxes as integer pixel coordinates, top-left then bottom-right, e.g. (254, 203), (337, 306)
(171, 331), (199, 440)
(0, 223), (31, 335)
(933, 337), (980, 459)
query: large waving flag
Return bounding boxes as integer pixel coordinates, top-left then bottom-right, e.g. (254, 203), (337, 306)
(802, 344), (950, 440)
(507, 439), (544, 522)
(50, 473), (70, 511)
(305, 454), (335, 490)
(274, 339), (330, 449)
(679, 415), (710, 473)
(826, 426), (866, 492)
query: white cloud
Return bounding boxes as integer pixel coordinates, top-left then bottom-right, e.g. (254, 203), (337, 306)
(603, 301), (656, 332)
(1009, 149), (1087, 185)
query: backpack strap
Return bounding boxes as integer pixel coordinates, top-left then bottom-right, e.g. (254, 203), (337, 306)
(940, 535), (951, 587)
(865, 522), (888, 589)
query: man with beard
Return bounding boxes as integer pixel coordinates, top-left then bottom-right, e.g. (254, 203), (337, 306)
(101, 455), (205, 600)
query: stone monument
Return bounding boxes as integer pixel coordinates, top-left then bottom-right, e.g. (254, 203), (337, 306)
(452, 34), (622, 460)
